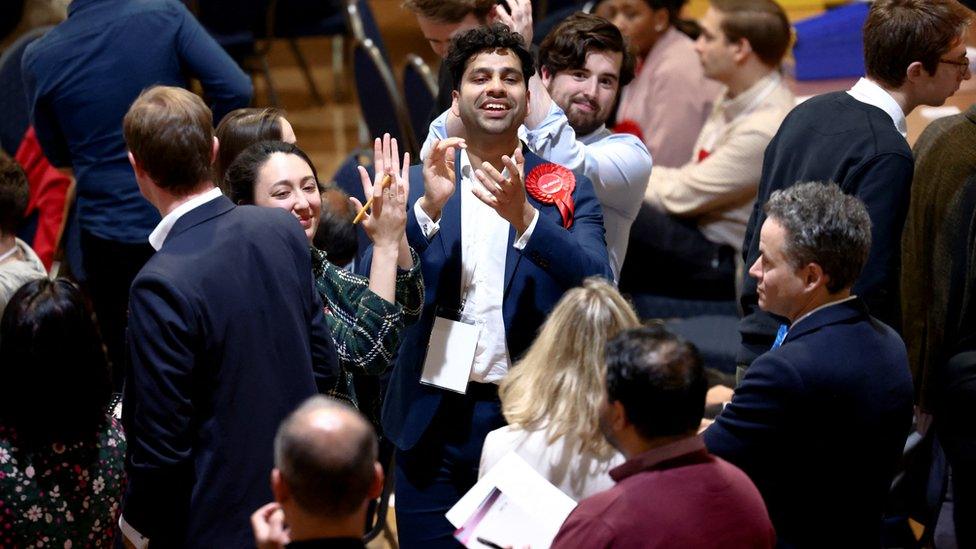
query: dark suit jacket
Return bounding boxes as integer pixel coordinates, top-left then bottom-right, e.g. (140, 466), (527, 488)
(381, 148), (613, 450)
(122, 195), (339, 547)
(705, 298), (914, 548)
(738, 92), (914, 366)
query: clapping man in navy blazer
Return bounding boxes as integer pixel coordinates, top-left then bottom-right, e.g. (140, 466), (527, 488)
(118, 86), (340, 548)
(383, 24), (613, 547)
(704, 182), (914, 548)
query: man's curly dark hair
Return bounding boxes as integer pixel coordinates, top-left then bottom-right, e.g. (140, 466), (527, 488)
(444, 23), (535, 91)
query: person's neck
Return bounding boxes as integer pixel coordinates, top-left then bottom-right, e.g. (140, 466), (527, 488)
(0, 233), (16, 259)
(618, 431), (694, 459)
(285, 506), (365, 542)
(464, 135), (521, 172)
(724, 62), (776, 99)
(787, 288), (852, 325)
(152, 181), (216, 218)
(871, 78), (916, 116)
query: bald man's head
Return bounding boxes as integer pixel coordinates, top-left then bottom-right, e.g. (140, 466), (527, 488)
(273, 397), (378, 517)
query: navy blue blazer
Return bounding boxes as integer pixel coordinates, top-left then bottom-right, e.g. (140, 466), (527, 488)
(380, 148), (613, 450)
(705, 298), (914, 548)
(122, 195), (339, 547)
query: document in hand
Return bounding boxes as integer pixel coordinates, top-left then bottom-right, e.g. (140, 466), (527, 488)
(448, 452), (578, 549)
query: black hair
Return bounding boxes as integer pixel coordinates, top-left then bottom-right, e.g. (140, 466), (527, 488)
(225, 141), (320, 205)
(0, 278), (112, 445)
(604, 325), (705, 439)
(444, 23), (535, 91)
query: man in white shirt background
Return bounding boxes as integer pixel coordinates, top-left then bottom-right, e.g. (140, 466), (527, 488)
(385, 24), (613, 548)
(620, 0), (793, 302)
(424, 7), (653, 281)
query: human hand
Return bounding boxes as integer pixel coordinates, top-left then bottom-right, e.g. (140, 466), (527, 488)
(420, 137), (466, 220)
(251, 502), (290, 549)
(471, 146), (536, 234)
(706, 385), (734, 408)
(352, 134), (410, 249)
(491, 0), (534, 46)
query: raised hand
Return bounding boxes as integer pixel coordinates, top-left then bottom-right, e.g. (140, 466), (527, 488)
(491, 0), (534, 46)
(420, 137), (466, 221)
(352, 133), (410, 249)
(471, 146), (537, 234)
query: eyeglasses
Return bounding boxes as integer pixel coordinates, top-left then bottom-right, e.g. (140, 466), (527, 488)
(940, 57), (971, 73)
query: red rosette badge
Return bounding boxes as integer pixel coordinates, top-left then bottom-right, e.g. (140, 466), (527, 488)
(525, 163), (576, 229)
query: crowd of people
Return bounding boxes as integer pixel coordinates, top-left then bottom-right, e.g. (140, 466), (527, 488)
(1, 0), (975, 547)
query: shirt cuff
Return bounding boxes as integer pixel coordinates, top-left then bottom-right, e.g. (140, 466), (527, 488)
(513, 208), (540, 250)
(413, 201), (441, 240)
(119, 515), (150, 549)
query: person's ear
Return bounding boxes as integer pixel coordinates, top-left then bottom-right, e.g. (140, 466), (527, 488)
(211, 136), (220, 166)
(906, 61), (926, 84)
(271, 469), (290, 504)
(128, 151), (144, 179)
(539, 67), (553, 87)
(450, 91), (461, 117)
(651, 7), (669, 33)
(367, 462), (384, 500)
(610, 400), (628, 431)
(801, 262), (828, 294)
(732, 38), (752, 64)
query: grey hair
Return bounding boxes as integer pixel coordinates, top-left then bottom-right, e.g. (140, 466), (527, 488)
(763, 181), (872, 293)
(273, 396), (378, 517)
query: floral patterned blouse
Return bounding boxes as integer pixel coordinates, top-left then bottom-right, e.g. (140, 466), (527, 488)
(312, 246), (423, 425)
(0, 407), (126, 548)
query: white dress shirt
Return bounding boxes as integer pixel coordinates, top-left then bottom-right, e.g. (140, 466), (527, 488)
(422, 103), (651, 281)
(147, 187), (223, 250)
(847, 77), (908, 137)
(413, 151), (539, 383)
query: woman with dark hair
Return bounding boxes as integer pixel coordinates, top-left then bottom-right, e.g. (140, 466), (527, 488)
(225, 137), (422, 424)
(0, 278), (125, 546)
(595, 0), (720, 168)
(214, 107), (297, 186)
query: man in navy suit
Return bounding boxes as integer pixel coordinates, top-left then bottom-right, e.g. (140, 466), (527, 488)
(382, 24), (613, 547)
(704, 182), (914, 548)
(118, 86), (339, 548)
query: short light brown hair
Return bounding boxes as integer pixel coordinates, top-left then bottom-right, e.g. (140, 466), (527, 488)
(0, 153), (28, 235)
(401, 0), (495, 23)
(710, 0), (791, 67)
(123, 86), (214, 193)
(863, 0), (971, 88)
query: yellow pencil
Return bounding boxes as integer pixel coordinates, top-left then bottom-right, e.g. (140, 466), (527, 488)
(352, 173), (393, 224)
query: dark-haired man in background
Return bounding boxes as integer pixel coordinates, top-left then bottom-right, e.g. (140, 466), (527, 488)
(706, 182), (914, 547)
(386, 24), (612, 548)
(552, 326), (774, 548)
(424, 11), (652, 280)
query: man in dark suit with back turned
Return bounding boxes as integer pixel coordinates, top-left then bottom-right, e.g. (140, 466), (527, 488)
(118, 86), (339, 548)
(382, 24), (613, 547)
(705, 182), (914, 548)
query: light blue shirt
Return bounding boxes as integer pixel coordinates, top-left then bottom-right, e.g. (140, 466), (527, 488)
(421, 102), (652, 281)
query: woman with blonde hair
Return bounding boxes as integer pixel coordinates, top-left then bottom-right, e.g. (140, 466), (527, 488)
(479, 277), (640, 501)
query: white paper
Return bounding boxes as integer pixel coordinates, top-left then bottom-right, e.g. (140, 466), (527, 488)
(448, 452), (579, 548)
(420, 316), (480, 393)
(455, 488), (555, 549)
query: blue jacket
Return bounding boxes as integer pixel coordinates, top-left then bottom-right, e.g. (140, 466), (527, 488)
(381, 148), (613, 450)
(122, 196), (339, 547)
(705, 298), (914, 548)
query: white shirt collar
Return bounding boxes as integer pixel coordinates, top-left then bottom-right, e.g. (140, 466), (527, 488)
(847, 78), (907, 138)
(148, 187), (224, 250)
(790, 294), (858, 330)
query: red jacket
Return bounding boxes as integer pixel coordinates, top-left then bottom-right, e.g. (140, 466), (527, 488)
(14, 126), (70, 270)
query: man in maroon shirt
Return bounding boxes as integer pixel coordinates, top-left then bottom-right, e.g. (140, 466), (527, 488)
(551, 326), (775, 548)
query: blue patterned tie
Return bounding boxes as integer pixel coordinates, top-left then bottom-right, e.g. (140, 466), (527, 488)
(771, 324), (789, 349)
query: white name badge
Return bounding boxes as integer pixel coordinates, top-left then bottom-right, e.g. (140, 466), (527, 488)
(421, 316), (481, 394)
